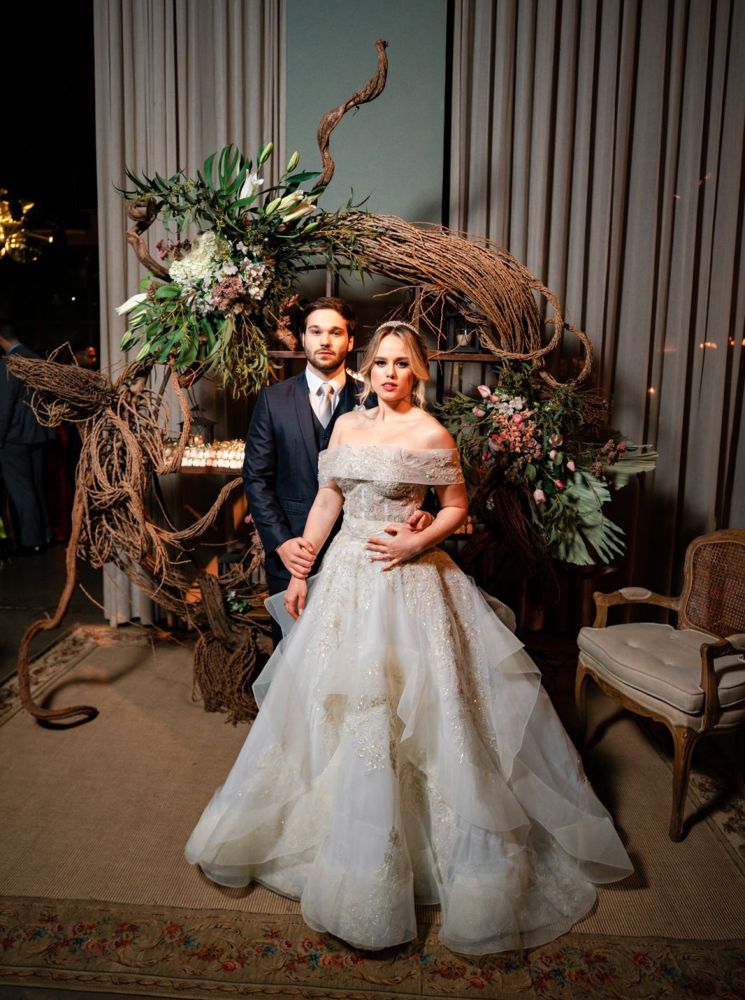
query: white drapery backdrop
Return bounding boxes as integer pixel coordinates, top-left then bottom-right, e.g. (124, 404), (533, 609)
(449, 0), (744, 593)
(93, 0), (285, 623)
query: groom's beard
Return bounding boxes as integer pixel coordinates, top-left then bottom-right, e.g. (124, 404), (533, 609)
(306, 348), (349, 376)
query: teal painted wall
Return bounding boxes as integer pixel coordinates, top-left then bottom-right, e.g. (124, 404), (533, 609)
(286, 0), (448, 224)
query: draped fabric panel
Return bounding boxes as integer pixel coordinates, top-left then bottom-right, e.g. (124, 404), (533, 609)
(93, 0), (285, 623)
(450, 0), (744, 594)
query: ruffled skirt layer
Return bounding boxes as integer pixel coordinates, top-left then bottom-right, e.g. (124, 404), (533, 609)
(185, 521), (631, 953)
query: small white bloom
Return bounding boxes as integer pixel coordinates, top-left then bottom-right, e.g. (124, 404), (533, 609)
(222, 261), (238, 275)
(115, 292), (147, 316)
(239, 171), (264, 201)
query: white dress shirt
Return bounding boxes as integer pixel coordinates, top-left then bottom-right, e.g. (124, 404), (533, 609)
(305, 367), (347, 424)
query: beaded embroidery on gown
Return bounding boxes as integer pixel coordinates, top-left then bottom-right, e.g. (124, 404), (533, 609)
(185, 445), (632, 954)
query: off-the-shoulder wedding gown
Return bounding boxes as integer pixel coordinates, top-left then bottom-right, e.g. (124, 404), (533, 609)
(185, 445), (631, 954)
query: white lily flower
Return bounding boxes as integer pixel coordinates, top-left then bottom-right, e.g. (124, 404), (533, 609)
(276, 190), (305, 212)
(115, 292), (147, 316)
(281, 199), (315, 224)
(239, 171), (264, 201)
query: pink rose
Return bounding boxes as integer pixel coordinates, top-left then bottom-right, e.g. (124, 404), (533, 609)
(555, 480), (565, 490)
(566, 460), (576, 472)
(549, 449), (557, 460)
(472, 406), (486, 417)
(533, 488), (546, 503)
(477, 384), (491, 398)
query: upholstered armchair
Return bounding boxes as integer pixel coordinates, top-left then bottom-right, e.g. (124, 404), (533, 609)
(575, 529), (745, 841)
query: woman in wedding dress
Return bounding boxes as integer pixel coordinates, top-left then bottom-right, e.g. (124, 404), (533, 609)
(185, 321), (632, 955)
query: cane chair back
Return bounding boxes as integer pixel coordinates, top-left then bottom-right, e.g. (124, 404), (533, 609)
(678, 529), (745, 637)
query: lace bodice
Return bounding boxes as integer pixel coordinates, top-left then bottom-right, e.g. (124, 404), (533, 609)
(318, 444), (464, 526)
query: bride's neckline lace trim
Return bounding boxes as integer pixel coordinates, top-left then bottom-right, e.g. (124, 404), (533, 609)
(329, 443), (459, 457)
(318, 442), (464, 486)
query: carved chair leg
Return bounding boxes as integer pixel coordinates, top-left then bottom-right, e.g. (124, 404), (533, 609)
(670, 726), (698, 841)
(574, 658), (590, 746)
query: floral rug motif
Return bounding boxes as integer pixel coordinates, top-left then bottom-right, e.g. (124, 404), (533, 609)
(0, 623), (160, 727)
(1, 897), (743, 999)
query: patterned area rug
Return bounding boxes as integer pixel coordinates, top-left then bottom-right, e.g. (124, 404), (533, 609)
(1, 626), (744, 999)
(2, 898), (744, 999)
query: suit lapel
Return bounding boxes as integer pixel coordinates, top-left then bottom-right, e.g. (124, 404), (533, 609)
(291, 371), (319, 472)
(333, 376), (361, 420)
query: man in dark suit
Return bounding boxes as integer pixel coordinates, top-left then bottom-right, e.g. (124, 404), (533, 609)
(0, 322), (53, 553)
(243, 298), (429, 633)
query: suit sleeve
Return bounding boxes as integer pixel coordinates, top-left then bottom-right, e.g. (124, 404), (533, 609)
(243, 390), (294, 554)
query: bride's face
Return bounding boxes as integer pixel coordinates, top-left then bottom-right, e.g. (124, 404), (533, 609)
(370, 334), (415, 403)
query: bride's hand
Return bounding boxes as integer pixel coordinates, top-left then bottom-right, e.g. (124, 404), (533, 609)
(366, 523), (422, 571)
(284, 576), (308, 620)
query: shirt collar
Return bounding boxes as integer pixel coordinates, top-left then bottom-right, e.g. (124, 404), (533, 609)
(305, 366), (347, 396)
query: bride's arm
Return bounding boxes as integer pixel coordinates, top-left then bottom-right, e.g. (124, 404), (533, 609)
(285, 484), (343, 619)
(366, 480), (468, 571)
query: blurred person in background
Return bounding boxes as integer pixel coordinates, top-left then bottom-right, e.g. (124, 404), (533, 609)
(0, 320), (54, 554)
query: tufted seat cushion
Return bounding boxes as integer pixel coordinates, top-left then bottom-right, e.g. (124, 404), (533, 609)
(578, 623), (745, 716)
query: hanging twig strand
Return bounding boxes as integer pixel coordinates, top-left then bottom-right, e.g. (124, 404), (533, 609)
(7, 354), (263, 720)
(125, 198), (171, 280)
(314, 39), (389, 190)
(334, 214), (593, 386)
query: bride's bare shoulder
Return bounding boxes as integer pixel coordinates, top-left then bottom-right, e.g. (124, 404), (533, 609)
(414, 412), (457, 450)
(331, 408), (376, 443)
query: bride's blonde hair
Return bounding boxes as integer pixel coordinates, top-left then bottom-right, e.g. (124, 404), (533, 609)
(358, 321), (430, 407)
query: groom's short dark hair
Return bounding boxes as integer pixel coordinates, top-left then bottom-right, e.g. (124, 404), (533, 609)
(302, 297), (356, 333)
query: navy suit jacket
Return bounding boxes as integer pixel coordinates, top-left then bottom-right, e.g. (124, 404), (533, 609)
(0, 345), (53, 448)
(243, 371), (364, 587)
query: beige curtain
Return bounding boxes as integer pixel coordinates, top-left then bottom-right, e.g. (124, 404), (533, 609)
(450, 0), (744, 593)
(93, 0), (285, 623)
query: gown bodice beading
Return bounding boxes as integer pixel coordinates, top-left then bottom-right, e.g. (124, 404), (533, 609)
(318, 444), (463, 540)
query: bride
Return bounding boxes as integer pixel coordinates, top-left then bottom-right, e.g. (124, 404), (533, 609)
(185, 321), (632, 955)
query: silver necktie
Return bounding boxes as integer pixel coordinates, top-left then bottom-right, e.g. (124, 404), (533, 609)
(317, 382), (333, 428)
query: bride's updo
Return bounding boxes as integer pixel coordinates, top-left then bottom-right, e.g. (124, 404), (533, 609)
(358, 320), (430, 406)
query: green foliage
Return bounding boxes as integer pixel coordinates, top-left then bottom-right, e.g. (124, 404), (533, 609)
(437, 363), (655, 566)
(117, 142), (367, 395)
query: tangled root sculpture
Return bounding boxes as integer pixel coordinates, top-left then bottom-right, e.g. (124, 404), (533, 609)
(11, 39), (594, 724)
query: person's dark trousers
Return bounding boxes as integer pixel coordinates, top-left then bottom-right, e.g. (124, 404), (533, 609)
(0, 443), (51, 548)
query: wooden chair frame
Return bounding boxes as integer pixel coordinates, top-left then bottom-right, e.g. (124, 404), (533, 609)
(575, 528), (745, 841)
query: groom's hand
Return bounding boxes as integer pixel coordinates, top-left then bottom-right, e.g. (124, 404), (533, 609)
(277, 537), (316, 578)
(408, 509), (434, 532)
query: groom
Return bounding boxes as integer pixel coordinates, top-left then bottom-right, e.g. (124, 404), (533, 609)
(243, 297), (430, 619)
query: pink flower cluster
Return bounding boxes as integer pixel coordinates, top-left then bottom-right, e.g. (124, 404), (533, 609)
(209, 276), (245, 311)
(486, 413), (542, 461)
(592, 438), (626, 476)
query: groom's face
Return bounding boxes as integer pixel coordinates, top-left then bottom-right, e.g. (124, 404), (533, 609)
(302, 308), (353, 378)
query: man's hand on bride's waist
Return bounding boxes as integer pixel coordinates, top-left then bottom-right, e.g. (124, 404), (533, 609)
(277, 537), (315, 578)
(408, 509), (434, 532)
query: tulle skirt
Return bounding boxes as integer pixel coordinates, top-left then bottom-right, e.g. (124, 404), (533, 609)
(185, 518), (632, 954)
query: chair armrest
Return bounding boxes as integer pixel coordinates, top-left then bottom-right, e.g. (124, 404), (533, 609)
(591, 587), (680, 627)
(699, 635), (745, 727)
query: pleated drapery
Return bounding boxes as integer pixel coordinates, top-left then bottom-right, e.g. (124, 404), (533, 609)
(449, 0), (744, 593)
(93, 0), (285, 623)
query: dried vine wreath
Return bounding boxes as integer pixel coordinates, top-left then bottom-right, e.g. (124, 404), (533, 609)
(10, 40), (602, 724)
